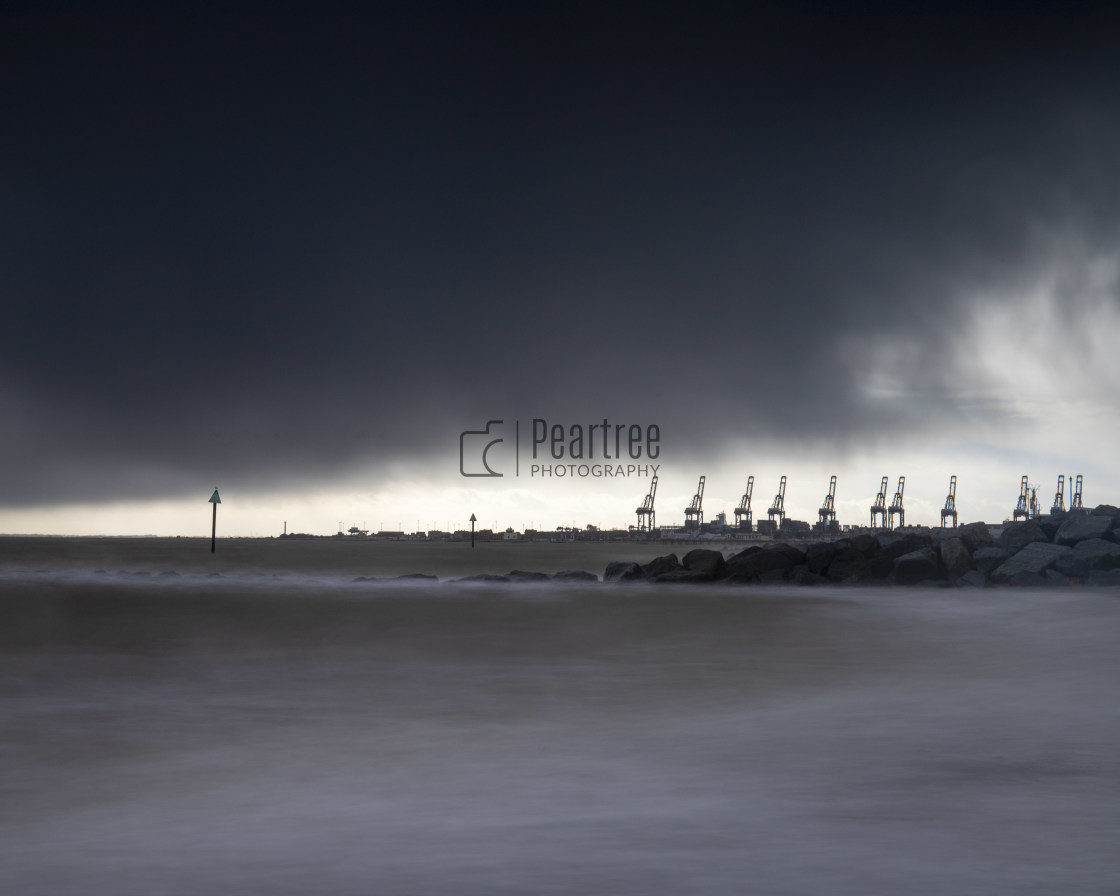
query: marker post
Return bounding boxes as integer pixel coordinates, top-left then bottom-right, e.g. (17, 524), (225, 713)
(469, 513), (477, 549)
(209, 489), (221, 552)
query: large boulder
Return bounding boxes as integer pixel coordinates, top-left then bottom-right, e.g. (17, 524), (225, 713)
(990, 542), (1071, 584)
(805, 540), (846, 576)
(655, 569), (721, 584)
(973, 547), (1010, 577)
(997, 521), (1048, 554)
(825, 535), (880, 583)
(1088, 569), (1120, 586)
(938, 536), (973, 581)
(1055, 513), (1117, 547)
(604, 561), (645, 583)
(868, 532), (932, 579)
(1091, 504), (1120, 527)
(1054, 538), (1120, 579)
(724, 542), (805, 581)
(682, 548), (727, 579)
(507, 570), (550, 582)
(552, 569), (599, 582)
(1035, 514), (1067, 542)
(894, 547), (942, 585)
(641, 554), (681, 578)
(790, 565), (829, 586)
(956, 521), (994, 553)
(960, 570), (988, 588)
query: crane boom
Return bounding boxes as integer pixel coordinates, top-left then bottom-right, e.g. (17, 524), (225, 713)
(684, 475), (706, 530)
(818, 475), (837, 527)
(1013, 475), (1030, 521)
(635, 475), (658, 531)
(870, 475), (888, 528)
(767, 475), (787, 527)
(1051, 474), (1065, 514)
(734, 476), (754, 530)
(940, 475), (958, 528)
(888, 476), (906, 529)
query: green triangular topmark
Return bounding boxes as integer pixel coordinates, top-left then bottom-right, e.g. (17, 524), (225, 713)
(209, 489), (221, 504)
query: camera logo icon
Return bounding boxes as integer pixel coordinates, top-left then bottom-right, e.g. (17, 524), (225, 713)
(459, 420), (505, 477)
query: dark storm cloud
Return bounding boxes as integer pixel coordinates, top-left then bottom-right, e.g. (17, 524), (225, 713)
(3, 3), (1119, 504)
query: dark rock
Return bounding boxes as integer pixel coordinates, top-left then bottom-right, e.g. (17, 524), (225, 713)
(1055, 513), (1117, 547)
(641, 554), (681, 578)
(506, 570), (551, 582)
(990, 542), (1071, 584)
(456, 574), (511, 583)
(960, 570), (988, 588)
(849, 533), (881, 556)
(1007, 570), (1049, 587)
(875, 531), (933, 553)
(1088, 568), (1120, 586)
(1054, 538), (1120, 579)
(757, 568), (790, 585)
(682, 548), (727, 578)
(956, 522), (994, 552)
(724, 543), (804, 581)
(805, 541), (846, 576)
(868, 533), (931, 579)
(724, 544), (763, 563)
(1091, 504), (1120, 526)
(654, 569), (720, 584)
(997, 521), (1048, 553)
(1035, 514), (1066, 541)
(938, 536), (973, 581)
(790, 564), (828, 586)
(398, 573), (439, 580)
(604, 561), (645, 583)
(1045, 569), (1071, 585)
(973, 547), (1010, 577)
(894, 547), (942, 585)
(552, 569), (598, 582)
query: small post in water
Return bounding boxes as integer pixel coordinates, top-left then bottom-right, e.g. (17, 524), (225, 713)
(469, 513), (477, 549)
(209, 488), (221, 553)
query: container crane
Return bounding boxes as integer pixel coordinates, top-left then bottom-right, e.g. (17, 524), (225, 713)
(940, 475), (958, 528)
(684, 476), (705, 530)
(1071, 474), (1084, 511)
(1051, 475), (1065, 514)
(818, 475), (837, 528)
(734, 476), (754, 531)
(767, 475), (787, 528)
(635, 475), (657, 532)
(1012, 475), (1031, 521)
(888, 476), (906, 530)
(870, 476), (888, 529)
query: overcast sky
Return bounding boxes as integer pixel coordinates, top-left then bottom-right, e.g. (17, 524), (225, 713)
(3, 3), (1119, 535)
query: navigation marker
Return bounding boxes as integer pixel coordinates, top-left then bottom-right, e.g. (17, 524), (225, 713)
(209, 488), (221, 553)
(470, 513), (477, 549)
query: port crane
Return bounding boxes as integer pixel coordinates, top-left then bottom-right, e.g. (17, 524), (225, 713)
(684, 476), (705, 530)
(734, 476), (754, 531)
(870, 476), (888, 529)
(767, 475), (787, 528)
(940, 475), (958, 528)
(1051, 475), (1065, 514)
(1071, 474), (1083, 511)
(1012, 475), (1031, 521)
(818, 475), (837, 528)
(887, 476), (906, 529)
(635, 475), (657, 532)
